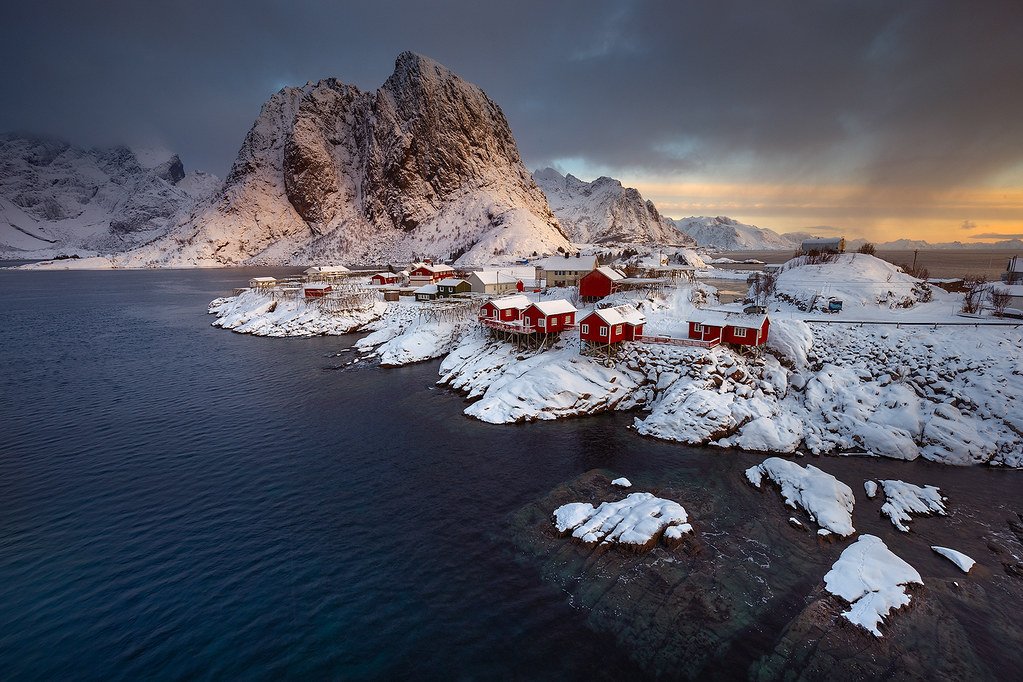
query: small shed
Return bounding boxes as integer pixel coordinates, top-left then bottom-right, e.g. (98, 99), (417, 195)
(579, 305), (646, 343)
(522, 299), (578, 333)
(249, 276), (277, 290)
(437, 279), (472, 297)
(479, 294), (531, 321)
(579, 267), (627, 300)
(303, 283), (332, 298)
(414, 284), (440, 301)
(382, 290), (400, 302)
(688, 308), (769, 346)
(371, 272), (401, 285)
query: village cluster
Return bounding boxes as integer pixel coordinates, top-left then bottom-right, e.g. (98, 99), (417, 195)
(244, 254), (775, 363)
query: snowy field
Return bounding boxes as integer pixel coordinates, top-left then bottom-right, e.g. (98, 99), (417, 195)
(209, 254), (1022, 468)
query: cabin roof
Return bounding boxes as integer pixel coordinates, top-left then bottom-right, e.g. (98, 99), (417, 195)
(689, 307), (767, 329)
(536, 255), (597, 272)
(585, 305), (646, 326)
(470, 270), (518, 284)
(414, 284), (439, 294)
(528, 299), (578, 316)
(439, 279), (469, 287)
(304, 283), (332, 290)
(305, 265), (350, 274)
(250, 277), (276, 282)
(486, 294), (531, 310)
(590, 266), (626, 281)
(412, 263), (454, 273)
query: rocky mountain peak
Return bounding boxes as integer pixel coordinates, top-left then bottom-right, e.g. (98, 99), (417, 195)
(125, 52), (570, 266)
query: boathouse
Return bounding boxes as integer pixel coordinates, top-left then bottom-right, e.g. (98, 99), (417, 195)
(579, 306), (646, 343)
(687, 308), (769, 347)
(303, 283), (332, 298)
(579, 267), (627, 300)
(522, 299), (578, 333)
(478, 294), (531, 322)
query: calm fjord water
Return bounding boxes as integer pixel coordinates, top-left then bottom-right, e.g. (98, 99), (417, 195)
(2, 269), (1021, 680)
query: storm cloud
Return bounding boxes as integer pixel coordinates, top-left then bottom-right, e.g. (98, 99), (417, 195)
(2, 1), (1021, 237)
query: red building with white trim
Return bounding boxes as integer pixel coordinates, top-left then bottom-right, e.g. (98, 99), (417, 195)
(579, 266), (627, 300)
(579, 305), (646, 343)
(479, 294), (531, 322)
(521, 300), (578, 333)
(687, 308), (769, 346)
(371, 272), (401, 285)
(409, 263), (456, 282)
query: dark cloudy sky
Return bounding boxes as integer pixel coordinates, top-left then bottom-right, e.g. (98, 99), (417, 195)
(3, 0), (1021, 240)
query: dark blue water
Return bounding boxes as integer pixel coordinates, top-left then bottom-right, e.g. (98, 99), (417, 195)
(3, 269), (1021, 680)
(0, 268), (666, 679)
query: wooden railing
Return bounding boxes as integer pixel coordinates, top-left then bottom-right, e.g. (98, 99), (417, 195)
(634, 335), (720, 348)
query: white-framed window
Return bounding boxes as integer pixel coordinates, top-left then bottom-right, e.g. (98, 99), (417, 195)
(537, 317), (546, 327)
(734, 327), (747, 338)
(581, 324), (590, 334)
(600, 326), (608, 336)
(614, 325), (623, 335)
(693, 323), (703, 333)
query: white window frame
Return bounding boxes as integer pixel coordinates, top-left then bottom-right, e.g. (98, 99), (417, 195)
(692, 323), (703, 333)
(581, 323), (589, 335)
(614, 325), (623, 335)
(537, 317), (546, 328)
(600, 326), (608, 337)
(733, 327), (747, 338)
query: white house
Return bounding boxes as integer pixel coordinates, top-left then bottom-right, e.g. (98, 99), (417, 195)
(466, 270), (520, 295)
(534, 255), (599, 287)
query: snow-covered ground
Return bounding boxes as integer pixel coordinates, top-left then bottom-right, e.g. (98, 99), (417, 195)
(209, 289), (385, 337)
(209, 254), (1023, 468)
(823, 535), (923, 637)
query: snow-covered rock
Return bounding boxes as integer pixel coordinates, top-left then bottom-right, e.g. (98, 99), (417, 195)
(879, 480), (947, 532)
(0, 134), (218, 259)
(864, 480), (879, 499)
(931, 546), (975, 573)
(745, 458), (856, 536)
(534, 168), (692, 246)
(209, 289), (385, 337)
(823, 535), (923, 637)
(121, 52), (571, 268)
(611, 477), (632, 488)
(670, 215), (804, 251)
(553, 492), (693, 548)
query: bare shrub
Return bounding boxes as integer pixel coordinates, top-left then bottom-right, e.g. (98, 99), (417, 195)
(961, 275), (988, 314)
(990, 287), (1013, 317)
(857, 242), (877, 255)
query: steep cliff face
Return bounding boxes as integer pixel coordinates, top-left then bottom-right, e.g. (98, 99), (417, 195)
(0, 134), (218, 258)
(533, 168), (692, 246)
(127, 52), (570, 267)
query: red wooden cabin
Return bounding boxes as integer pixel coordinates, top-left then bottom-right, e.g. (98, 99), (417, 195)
(479, 294), (531, 322)
(579, 306), (646, 343)
(687, 309), (769, 346)
(303, 283), (332, 298)
(579, 267), (626, 300)
(409, 263), (455, 282)
(521, 300), (578, 333)
(371, 272), (400, 285)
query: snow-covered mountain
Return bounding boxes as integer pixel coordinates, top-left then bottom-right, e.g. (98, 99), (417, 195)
(123, 52), (571, 267)
(0, 134), (219, 258)
(670, 215), (805, 251)
(533, 168), (693, 246)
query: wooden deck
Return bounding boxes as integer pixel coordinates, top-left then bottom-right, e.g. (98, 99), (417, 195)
(634, 334), (720, 348)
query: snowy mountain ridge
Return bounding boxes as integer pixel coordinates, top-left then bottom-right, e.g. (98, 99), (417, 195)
(670, 215), (807, 251)
(121, 52), (571, 267)
(533, 167), (693, 246)
(0, 133), (219, 258)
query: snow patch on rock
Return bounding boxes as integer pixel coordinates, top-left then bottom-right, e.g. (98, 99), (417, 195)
(879, 480), (947, 532)
(745, 457), (856, 536)
(553, 492), (693, 548)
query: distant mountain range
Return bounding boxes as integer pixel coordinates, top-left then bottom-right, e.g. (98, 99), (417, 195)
(532, 168), (693, 246)
(0, 134), (219, 258)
